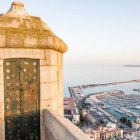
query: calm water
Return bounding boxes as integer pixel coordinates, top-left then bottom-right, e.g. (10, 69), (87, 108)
(81, 82), (140, 95)
(64, 66), (140, 97)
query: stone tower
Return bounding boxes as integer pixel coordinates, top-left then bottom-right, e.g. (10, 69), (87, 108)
(0, 1), (68, 140)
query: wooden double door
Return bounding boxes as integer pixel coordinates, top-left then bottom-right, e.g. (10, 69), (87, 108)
(4, 59), (40, 140)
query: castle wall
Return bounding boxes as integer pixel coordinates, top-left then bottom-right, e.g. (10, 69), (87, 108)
(0, 48), (64, 140)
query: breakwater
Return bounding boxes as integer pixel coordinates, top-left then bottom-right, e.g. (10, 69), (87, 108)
(75, 79), (140, 89)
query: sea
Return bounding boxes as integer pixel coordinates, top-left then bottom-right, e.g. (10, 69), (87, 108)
(64, 66), (140, 97)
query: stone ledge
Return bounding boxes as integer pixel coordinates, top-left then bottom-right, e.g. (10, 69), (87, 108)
(0, 28), (68, 53)
(43, 109), (91, 140)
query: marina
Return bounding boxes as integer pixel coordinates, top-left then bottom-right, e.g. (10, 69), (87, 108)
(135, 105), (140, 110)
(133, 88), (140, 92)
(68, 80), (140, 139)
(95, 93), (140, 120)
(114, 108), (139, 118)
(69, 80), (140, 121)
(101, 94), (140, 109)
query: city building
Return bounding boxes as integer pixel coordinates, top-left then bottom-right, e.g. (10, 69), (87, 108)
(0, 1), (91, 140)
(82, 109), (96, 125)
(84, 123), (123, 140)
(132, 116), (140, 131)
(64, 98), (80, 124)
(84, 128), (101, 140)
(123, 131), (140, 140)
(71, 109), (80, 124)
(84, 97), (95, 105)
(98, 122), (123, 140)
(100, 128), (123, 140)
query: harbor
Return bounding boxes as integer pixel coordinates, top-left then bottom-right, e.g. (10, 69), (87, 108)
(69, 80), (140, 121)
(68, 80), (140, 139)
(81, 81), (140, 96)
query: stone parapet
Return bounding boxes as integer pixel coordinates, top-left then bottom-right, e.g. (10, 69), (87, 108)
(43, 109), (91, 140)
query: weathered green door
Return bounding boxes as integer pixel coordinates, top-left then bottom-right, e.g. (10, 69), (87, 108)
(4, 59), (40, 140)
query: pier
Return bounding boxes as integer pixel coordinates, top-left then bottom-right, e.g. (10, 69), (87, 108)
(76, 79), (140, 89)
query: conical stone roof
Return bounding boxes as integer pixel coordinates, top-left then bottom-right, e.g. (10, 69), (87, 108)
(0, 1), (68, 53)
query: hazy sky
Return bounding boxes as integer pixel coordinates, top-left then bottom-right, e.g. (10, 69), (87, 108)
(2, 0), (140, 67)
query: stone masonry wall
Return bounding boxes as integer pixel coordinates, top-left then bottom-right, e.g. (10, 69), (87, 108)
(0, 48), (64, 140)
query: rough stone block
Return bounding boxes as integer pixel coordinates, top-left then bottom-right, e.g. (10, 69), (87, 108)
(0, 60), (3, 66)
(49, 97), (58, 111)
(0, 102), (4, 125)
(0, 66), (4, 84)
(57, 105), (64, 116)
(40, 82), (58, 100)
(56, 68), (63, 96)
(24, 32), (38, 48)
(38, 34), (48, 48)
(7, 30), (24, 48)
(0, 124), (5, 140)
(40, 66), (58, 83)
(0, 30), (6, 47)
(40, 99), (48, 110)
(45, 49), (57, 65)
(57, 52), (63, 66)
(0, 48), (45, 59)
(42, 99), (52, 110)
(0, 88), (4, 102)
(57, 92), (64, 108)
(40, 59), (48, 66)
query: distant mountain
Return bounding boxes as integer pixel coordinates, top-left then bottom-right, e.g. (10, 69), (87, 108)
(124, 65), (140, 67)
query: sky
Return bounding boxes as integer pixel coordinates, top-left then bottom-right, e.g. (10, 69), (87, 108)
(1, 0), (140, 67)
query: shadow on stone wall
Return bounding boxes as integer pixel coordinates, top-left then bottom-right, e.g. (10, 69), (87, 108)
(5, 111), (40, 140)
